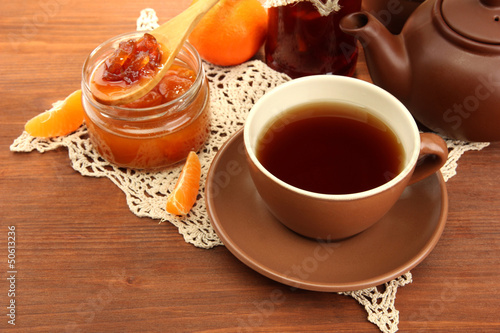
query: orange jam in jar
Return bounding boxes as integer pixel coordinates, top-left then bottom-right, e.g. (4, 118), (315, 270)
(81, 32), (210, 169)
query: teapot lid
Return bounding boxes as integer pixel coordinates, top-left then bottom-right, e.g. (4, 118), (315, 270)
(442, 0), (500, 44)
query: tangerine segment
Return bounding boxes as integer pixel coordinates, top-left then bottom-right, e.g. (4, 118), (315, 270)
(166, 151), (202, 215)
(25, 89), (85, 138)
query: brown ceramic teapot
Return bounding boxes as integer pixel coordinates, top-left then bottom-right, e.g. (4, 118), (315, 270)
(340, 0), (500, 141)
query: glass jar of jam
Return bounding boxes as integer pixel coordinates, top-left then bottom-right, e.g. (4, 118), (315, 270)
(265, 0), (361, 78)
(81, 31), (210, 169)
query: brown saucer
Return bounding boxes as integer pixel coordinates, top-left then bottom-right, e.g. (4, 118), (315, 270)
(205, 129), (448, 292)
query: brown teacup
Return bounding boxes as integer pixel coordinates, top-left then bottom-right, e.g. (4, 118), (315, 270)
(243, 75), (448, 240)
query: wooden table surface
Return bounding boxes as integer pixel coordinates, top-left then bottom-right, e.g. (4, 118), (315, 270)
(1, 1), (500, 332)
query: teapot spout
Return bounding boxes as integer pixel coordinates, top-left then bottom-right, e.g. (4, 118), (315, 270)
(340, 12), (410, 102)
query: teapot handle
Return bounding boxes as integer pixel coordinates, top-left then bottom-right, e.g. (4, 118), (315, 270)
(409, 133), (448, 185)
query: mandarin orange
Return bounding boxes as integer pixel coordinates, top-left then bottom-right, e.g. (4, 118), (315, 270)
(25, 89), (85, 138)
(188, 0), (268, 66)
(166, 151), (202, 215)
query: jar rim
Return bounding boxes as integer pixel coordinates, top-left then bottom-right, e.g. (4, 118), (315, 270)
(81, 31), (205, 120)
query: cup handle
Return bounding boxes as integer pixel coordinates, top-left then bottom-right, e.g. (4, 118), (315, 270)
(409, 133), (448, 185)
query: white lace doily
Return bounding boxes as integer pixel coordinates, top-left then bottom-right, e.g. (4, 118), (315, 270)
(10, 9), (490, 333)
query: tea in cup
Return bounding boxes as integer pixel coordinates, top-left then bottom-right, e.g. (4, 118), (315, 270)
(243, 75), (448, 240)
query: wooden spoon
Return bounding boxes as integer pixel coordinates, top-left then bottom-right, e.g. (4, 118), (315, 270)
(91, 0), (220, 106)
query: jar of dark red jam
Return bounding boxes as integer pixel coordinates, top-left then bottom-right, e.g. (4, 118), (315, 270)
(82, 31), (210, 169)
(265, 0), (361, 78)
